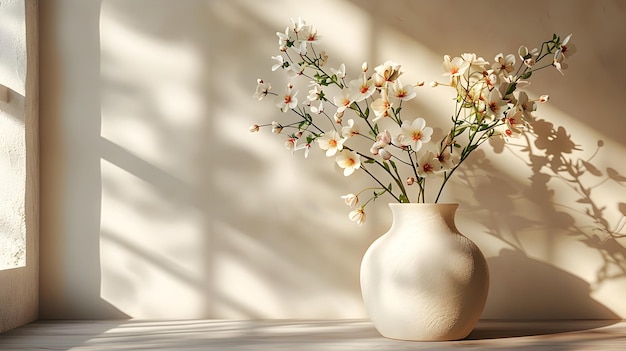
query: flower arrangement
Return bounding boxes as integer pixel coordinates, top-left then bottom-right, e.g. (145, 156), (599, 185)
(250, 18), (574, 226)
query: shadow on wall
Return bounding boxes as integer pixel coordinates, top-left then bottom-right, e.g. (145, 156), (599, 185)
(455, 112), (626, 319)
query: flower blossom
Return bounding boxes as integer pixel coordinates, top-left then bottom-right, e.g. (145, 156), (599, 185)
(371, 94), (392, 121)
(416, 151), (442, 177)
(331, 63), (346, 79)
(253, 79), (271, 101)
(496, 109), (525, 140)
(389, 80), (416, 101)
(271, 121), (283, 134)
(493, 53), (516, 74)
(276, 27), (291, 51)
(271, 55), (285, 71)
(310, 101), (324, 114)
(349, 207), (366, 226)
(317, 130), (345, 157)
(277, 84), (298, 112)
(294, 140), (312, 158)
(556, 34), (576, 60)
(341, 193), (359, 208)
(307, 82), (323, 102)
(333, 91), (353, 114)
(399, 118), (433, 151)
(372, 60), (402, 87)
(436, 147), (460, 170)
(341, 119), (359, 138)
(484, 88), (508, 122)
(336, 150), (361, 176)
(348, 75), (375, 102)
(443, 55), (470, 78)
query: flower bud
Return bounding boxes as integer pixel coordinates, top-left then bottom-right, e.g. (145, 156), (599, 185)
(334, 111), (344, 123)
(429, 81), (439, 87)
(539, 95), (549, 103)
(249, 124), (260, 133)
(406, 177), (415, 186)
(379, 148), (392, 160)
(361, 61), (368, 72)
(369, 145), (379, 155)
(518, 45), (529, 59)
(376, 130), (392, 145)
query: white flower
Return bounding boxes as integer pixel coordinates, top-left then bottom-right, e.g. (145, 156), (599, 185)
(286, 63), (305, 79)
(271, 55), (285, 71)
(331, 63), (346, 79)
(294, 141), (312, 158)
(436, 147), (460, 170)
(341, 193), (359, 208)
(333, 91), (353, 113)
(253, 79), (271, 101)
(317, 130), (345, 157)
(371, 94), (392, 121)
(348, 208), (366, 226)
(493, 53), (516, 74)
(443, 55), (470, 78)
(556, 34), (576, 60)
(399, 118), (433, 151)
(307, 82), (323, 102)
(336, 150), (361, 176)
(310, 101), (324, 114)
(276, 84), (298, 112)
(285, 137), (297, 151)
(416, 151), (442, 177)
(348, 75), (375, 102)
(389, 80), (416, 101)
(496, 109), (525, 140)
(372, 60), (402, 87)
(276, 27), (291, 51)
(484, 88), (508, 122)
(271, 121), (283, 134)
(341, 119), (359, 139)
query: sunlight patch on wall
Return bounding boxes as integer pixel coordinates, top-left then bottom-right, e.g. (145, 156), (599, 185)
(0, 0), (26, 271)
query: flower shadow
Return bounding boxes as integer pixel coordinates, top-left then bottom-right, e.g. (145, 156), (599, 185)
(497, 114), (626, 287)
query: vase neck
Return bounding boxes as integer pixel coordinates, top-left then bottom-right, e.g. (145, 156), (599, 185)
(388, 203), (459, 233)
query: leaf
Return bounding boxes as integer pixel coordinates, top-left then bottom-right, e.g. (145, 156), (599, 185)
(399, 194), (409, 203)
(520, 71), (532, 79)
(506, 82), (517, 95)
(607, 168), (626, 183)
(581, 160), (602, 177)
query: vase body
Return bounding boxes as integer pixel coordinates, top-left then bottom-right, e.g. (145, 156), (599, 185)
(360, 203), (489, 341)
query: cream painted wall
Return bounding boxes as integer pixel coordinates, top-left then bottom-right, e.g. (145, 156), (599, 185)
(39, 0), (626, 320)
(0, 0), (38, 333)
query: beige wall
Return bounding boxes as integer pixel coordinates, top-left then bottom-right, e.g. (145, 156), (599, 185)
(0, 0), (38, 333)
(39, 0), (626, 320)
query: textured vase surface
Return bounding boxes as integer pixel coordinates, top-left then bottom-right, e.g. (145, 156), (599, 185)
(360, 203), (489, 341)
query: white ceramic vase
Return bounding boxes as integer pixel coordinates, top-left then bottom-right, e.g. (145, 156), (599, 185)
(360, 203), (489, 341)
